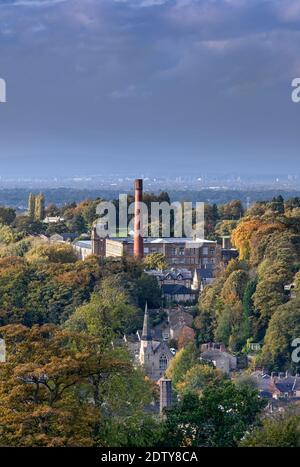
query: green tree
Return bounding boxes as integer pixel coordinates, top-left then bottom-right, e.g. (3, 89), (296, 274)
(65, 278), (141, 337)
(0, 207), (16, 226)
(241, 414), (300, 447)
(176, 364), (224, 396)
(165, 343), (199, 390)
(258, 298), (300, 371)
(161, 380), (265, 447)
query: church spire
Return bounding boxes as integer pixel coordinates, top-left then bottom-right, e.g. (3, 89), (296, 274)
(142, 302), (152, 341)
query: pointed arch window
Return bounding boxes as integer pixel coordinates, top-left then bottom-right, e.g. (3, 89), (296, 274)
(159, 354), (168, 370)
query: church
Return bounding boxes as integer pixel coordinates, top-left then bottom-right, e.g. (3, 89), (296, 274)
(138, 304), (174, 381)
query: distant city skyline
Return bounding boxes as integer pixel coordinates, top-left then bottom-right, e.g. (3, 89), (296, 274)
(1, 0), (300, 177)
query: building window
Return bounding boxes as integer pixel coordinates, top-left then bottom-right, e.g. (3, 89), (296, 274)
(159, 354), (168, 370)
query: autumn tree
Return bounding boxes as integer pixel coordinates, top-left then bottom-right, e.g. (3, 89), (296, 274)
(25, 242), (78, 264)
(0, 324), (121, 446)
(34, 193), (45, 221)
(28, 193), (35, 219)
(143, 252), (167, 271)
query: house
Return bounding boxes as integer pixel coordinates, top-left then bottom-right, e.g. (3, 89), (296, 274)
(167, 307), (194, 341)
(250, 371), (300, 400)
(43, 216), (64, 224)
(162, 284), (196, 304)
(73, 240), (93, 261)
(284, 283), (296, 299)
(191, 267), (214, 292)
(200, 342), (237, 374)
(145, 268), (193, 289)
(145, 268), (197, 303)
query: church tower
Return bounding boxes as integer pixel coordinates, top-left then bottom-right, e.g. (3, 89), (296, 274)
(139, 303), (153, 370)
(138, 302), (174, 380)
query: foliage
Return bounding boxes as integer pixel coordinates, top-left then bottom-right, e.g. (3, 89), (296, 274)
(143, 252), (167, 271)
(65, 277), (142, 337)
(241, 414), (300, 447)
(258, 298), (300, 371)
(165, 343), (199, 390)
(176, 364), (224, 396)
(25, 242), (78, 264)
(161, 380), (265, 447)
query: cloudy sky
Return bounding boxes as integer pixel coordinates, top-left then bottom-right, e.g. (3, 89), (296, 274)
(0, 0), (300, 178)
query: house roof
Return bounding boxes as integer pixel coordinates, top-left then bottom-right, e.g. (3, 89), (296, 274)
(74, 240), (92, 249)
(196, 268), (214, 279)
(250, 373), (300, 395)
(51, 233), (77, 241)
(109, 237), (216, 246)
(146, 268), (192, 280)
(168, 309), (194, 329)
(274, 376), (300, 393)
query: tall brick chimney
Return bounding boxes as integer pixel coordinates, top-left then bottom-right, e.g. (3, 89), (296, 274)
(134, 178), (144, 259)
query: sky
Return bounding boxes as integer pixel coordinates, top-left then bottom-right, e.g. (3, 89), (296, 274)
(0, 0), (300, 178)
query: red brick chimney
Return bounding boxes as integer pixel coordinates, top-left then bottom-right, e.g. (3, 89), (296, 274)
(134, 179), (144, 259)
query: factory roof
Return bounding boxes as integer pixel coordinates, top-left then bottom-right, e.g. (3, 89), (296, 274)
(107, 237), (216, 245)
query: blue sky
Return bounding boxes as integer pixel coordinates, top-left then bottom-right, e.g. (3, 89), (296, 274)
(0, 0), (300, 178)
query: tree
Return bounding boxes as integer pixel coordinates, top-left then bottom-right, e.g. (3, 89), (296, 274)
(34, 193), (45, 221)
(0, 324), (156, 447)
(219, 200), (244, 221)
(258, 298), (300, 371)
(241, 414), (300, 447)
(28, 193), (35, 219)
(12, 215), (45, 236)
(165, 343), (199, 390)
(253, 259), (291, 329)
(65, 277), (141, 337)
(176, 364), (224, 396)
(215, 220), (237, 237)
(269, 195), (285, 214)
(0, 325), (103, 446)
(143, 253), (167, 271)
(0, 224), (15, 245)
(0, 207), (16, 226)
(135, 273), (161, 309)
(25, 243), (78, 264)
(160, 380), (265, 447)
